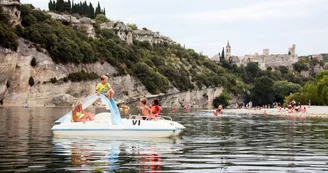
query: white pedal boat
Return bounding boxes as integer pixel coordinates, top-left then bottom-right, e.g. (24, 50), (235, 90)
(51, 94), (185, 138)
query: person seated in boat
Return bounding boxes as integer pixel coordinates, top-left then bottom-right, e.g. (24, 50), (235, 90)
(72, 103), (95, 123)
(214, 105), (223, 116)
(150, 99), (162, 120)
(96, 75), (115, 99)
(138, 98), (152, 120)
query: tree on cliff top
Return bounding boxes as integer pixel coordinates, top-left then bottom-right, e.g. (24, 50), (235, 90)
(220, 47), (225, 62)
(49, 0), (105, 19)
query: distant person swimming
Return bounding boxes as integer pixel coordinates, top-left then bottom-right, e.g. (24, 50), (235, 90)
(214, 105), (223, 116)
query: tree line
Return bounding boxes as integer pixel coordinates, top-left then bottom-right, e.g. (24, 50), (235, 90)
(48, 0), (105, 19)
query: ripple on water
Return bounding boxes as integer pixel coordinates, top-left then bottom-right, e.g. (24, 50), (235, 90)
(1, 108), (328, 172)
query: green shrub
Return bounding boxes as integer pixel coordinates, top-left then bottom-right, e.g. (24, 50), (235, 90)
(0, 23), (18, 50)
(29, 76), (35, 86)
(95, 14), (109, 23)
(293, 61), (308, 72)
(0, 7), (18, 50)
(68, 71), (99, 82)
(213, 90), (232, 108)
(127, 23), (137, 30)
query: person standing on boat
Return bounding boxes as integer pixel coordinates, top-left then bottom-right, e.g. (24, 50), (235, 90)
(96, 75), (115, 99)
(72, 103), (95, 122)
(138, 98), (152, 120)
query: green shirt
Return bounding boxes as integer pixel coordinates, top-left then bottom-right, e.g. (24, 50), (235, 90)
(96, 82), (111, 94)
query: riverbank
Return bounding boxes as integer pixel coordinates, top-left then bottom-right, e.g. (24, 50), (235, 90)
(207, 106), (328, 118)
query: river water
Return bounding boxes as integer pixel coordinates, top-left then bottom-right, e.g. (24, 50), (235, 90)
(1, 107), (328, 172)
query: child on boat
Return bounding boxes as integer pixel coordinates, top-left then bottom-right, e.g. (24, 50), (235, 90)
(138, 98), (152, 120)
(96, 75), (115, 99)
(151, 99), (162, 120)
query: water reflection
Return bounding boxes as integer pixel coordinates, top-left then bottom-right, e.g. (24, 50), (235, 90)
(2, 107), (328, 172)
(52, 137), (177, 172)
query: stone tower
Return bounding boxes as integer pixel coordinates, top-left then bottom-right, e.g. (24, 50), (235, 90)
(263, 49), (269, 55)
(226, 41), (231, 60)
(288, 44), (296, 57)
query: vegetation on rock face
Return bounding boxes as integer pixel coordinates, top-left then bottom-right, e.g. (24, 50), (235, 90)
(127, 24), (138, 30)
(0, 7), (18, 50)
(285, 70), (328, 106)
(322, 54), (328, 62)
(213, 90), (232, 108)
(94, 14), (109, 23)
(48, 0), (105, 19)
(67, 71), (99, 82)
(15, 4), (249, 95)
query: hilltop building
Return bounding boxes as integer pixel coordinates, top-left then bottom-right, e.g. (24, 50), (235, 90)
(226, 41), (231, 60)
(212, 41), (299, 70)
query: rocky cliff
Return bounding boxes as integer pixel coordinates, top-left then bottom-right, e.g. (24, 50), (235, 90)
(0, 38), (223, 108)
(0, 38), (151, 106)
(159, 87), (223, 109)
(47, 12), (176, 46)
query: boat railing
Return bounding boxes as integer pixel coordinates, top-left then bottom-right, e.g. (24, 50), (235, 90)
(128, 114), (150, 120)
(128, 114), (139, 119)
(158, 116), (172, 121)
(128, 114), (172, 121)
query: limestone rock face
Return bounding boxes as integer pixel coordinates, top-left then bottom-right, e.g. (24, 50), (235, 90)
(47, 12), (79, 24)
(52, 94), (78, 106)
(0, 38), (152, 106)
(47, 12), (176, 46)
(73, 17), (96, 38)
(47, 12), (96, 38)
(159, 87), (223, 109)
(0, 48), (18, 101)
(100, 21), (133, 44)
(133, 29), (175, 45)
(0, 0), (21, 26)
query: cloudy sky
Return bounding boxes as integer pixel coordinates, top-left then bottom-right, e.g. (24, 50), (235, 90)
(22, 0), (327, 57)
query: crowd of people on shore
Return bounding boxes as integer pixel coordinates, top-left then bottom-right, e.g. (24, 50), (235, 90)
(277, 100), (307, 114)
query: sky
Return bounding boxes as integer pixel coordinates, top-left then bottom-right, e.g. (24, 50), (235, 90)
(21, 0), (328, 57)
